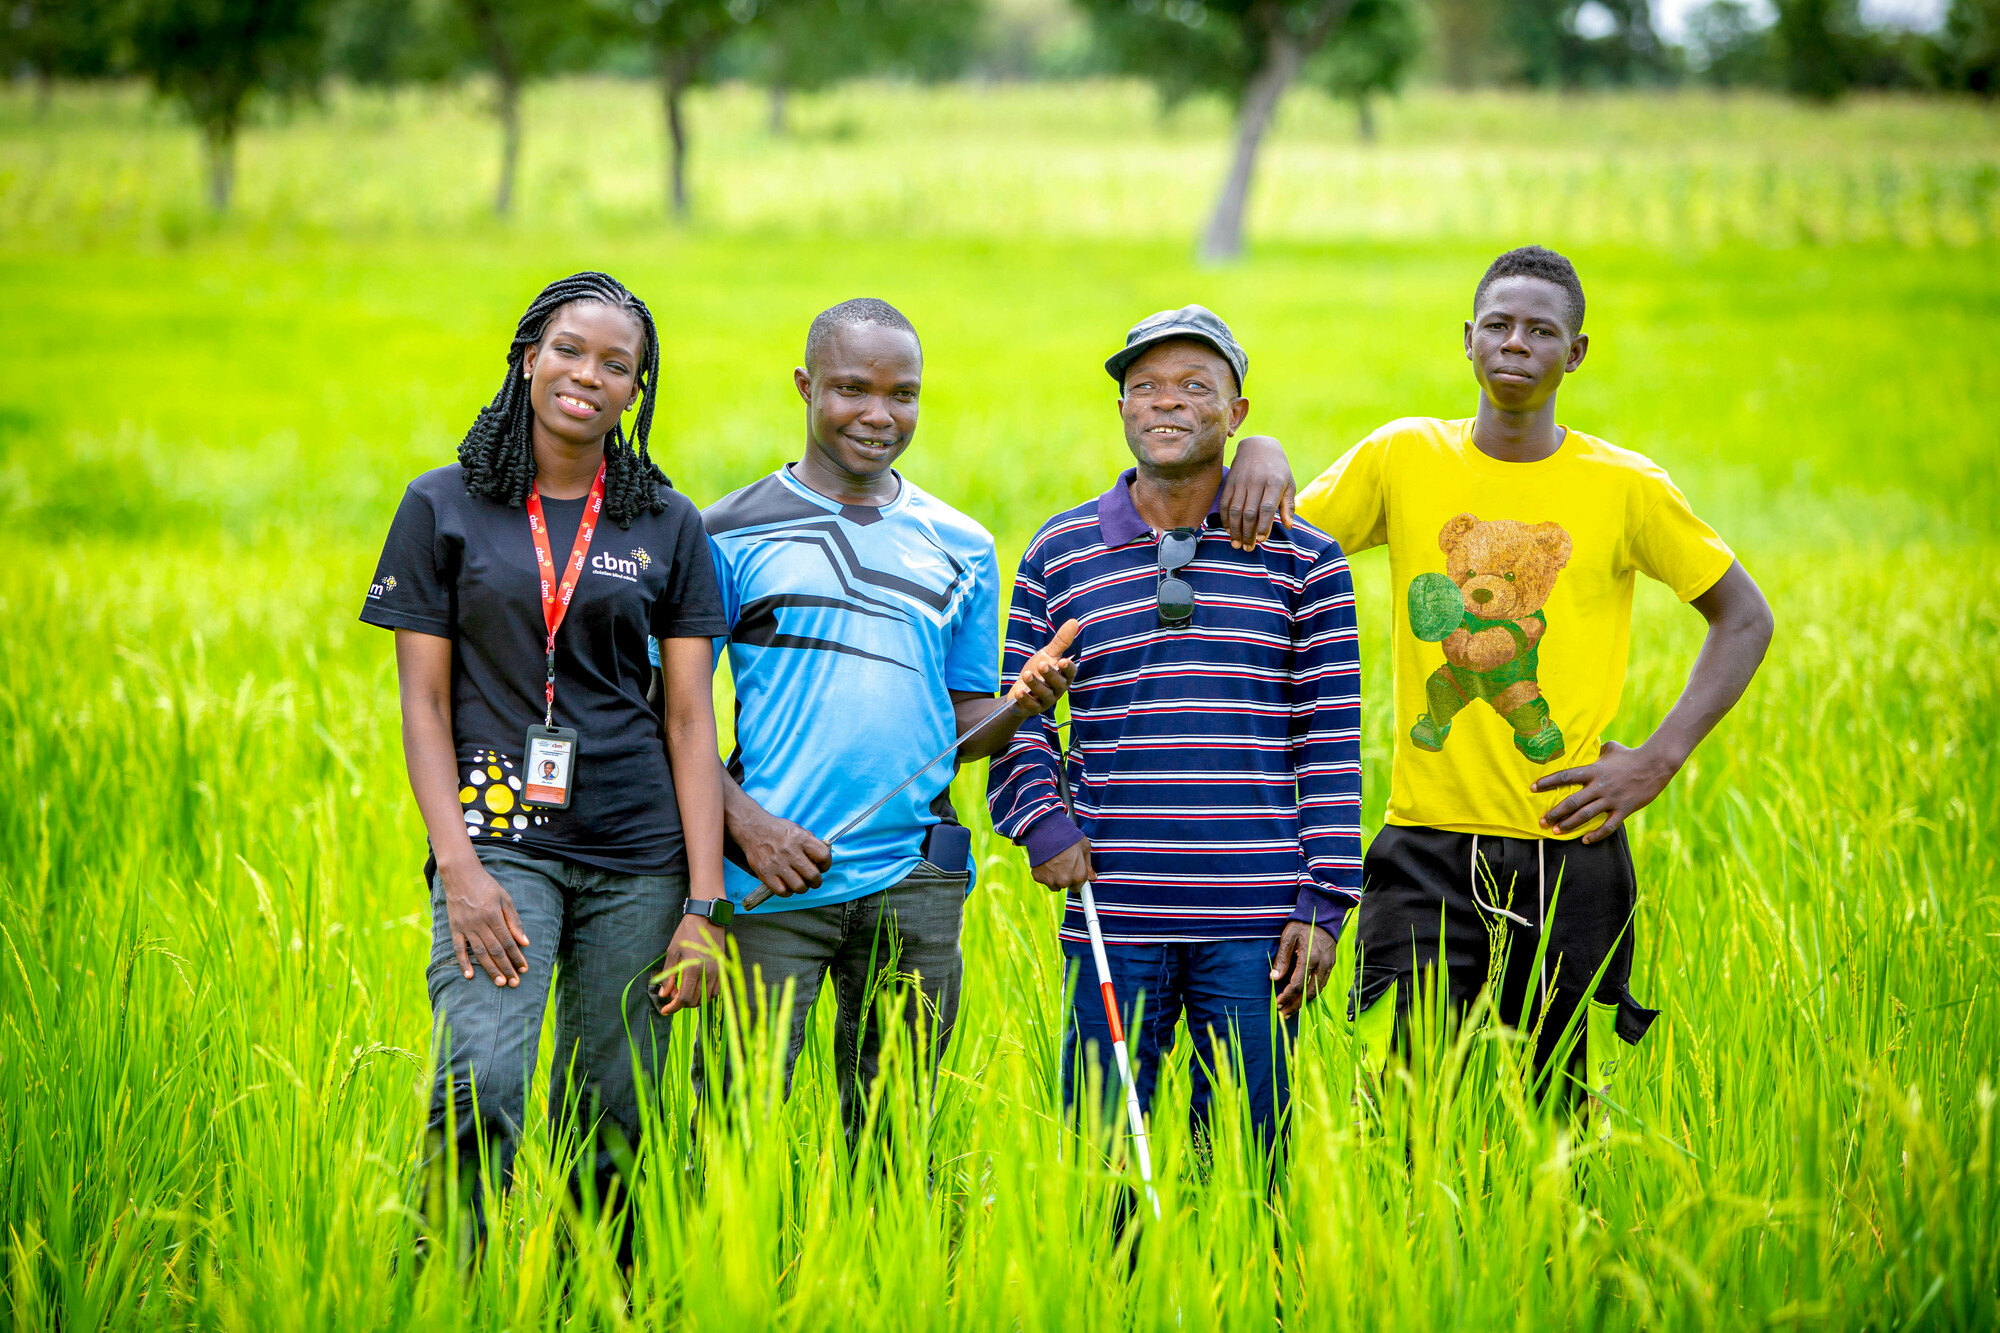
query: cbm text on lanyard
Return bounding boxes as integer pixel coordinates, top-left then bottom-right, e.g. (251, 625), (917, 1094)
(524, 462), (606, 728)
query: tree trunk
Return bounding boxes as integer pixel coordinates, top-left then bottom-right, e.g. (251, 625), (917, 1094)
(663, 59), (691, 220)
(203, 119), (237, 212)
(1198, 2), (1352, 263)
(768, 81), (787, 136)
(1356, 93), (1376, 143)
(34, 68), (54, 119)
(463, 0), (523, 216)
(495, 75), (521, 216)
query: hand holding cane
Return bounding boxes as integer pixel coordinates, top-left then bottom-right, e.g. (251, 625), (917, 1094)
(739, 702), (1013, 910)
(1054, 751), (1162, 1220)
(741, 621), (1081, 912)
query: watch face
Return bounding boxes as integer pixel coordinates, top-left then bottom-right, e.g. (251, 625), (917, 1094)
(688, 897), (734, 927)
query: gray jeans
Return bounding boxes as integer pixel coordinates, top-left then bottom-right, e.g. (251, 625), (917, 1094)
(426, 841), (682, 1210)
(696, 861), (966, 1140)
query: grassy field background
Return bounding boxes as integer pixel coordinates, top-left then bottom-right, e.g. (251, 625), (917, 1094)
(2, 78), (1998, 1330)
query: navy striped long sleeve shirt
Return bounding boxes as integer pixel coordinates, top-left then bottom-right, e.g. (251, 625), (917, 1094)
(987, 469), (1363, 945)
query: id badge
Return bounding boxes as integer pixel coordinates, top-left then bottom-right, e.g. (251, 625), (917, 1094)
(523, 725), (578, 809)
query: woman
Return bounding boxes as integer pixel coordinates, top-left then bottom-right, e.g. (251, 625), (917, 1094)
(360, 272), (728, 1228)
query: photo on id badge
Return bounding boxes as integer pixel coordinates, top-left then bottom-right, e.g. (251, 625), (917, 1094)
(524, 725), (578, 809)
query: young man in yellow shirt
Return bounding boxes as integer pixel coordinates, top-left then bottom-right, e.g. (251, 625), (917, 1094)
(1296, 246), (1774, 1103)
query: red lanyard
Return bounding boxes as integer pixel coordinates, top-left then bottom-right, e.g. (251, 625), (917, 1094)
(524, 462), (606, 727)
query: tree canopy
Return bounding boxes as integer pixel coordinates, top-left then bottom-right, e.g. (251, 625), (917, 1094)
(1314, 0), (1421, 139)
(127, 0), (329, 210)
(732, 0), (981, 133)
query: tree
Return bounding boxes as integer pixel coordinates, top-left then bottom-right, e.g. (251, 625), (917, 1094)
(1937, 0), (1998, 92)
(1493, 0), (1669, 86)
(2, 0), (120, 114)
(1688, 0), (1934, 94)
(324, 0), (444, 87)
(128, 0), (328, 212)
(1078, 0), (1359, 264)
(318, 0), (583, 215)
(448, 0), (590, 216)
(734, 0), (980, 136)
(1772, 0), (1856, 98)
(1314, 0), (1419, 141)
(621, 0), (748, 220)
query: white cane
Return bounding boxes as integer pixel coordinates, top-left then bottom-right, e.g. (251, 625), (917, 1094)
(1056, 754), (1161, 1220)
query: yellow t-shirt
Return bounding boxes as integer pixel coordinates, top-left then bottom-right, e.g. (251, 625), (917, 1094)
(1297, 417), (1734, 839)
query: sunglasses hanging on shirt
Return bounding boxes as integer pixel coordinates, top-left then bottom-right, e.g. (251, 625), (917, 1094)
(1156, 526), (1200, 627)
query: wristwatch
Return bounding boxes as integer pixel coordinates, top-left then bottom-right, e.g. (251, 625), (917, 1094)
(682, 897), (735, 927)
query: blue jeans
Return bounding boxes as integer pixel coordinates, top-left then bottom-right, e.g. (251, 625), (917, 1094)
(1061, 936), (1297, 1153)
(426, 842), (683, 1219)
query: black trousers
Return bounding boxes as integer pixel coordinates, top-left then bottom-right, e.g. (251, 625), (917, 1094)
(1350, 824), (1658, 1097)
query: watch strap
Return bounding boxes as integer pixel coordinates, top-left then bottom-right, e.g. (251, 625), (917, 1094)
(683, 896), (735, 927)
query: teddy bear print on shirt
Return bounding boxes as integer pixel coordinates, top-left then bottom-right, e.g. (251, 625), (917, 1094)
(1406, 513), (1572, 764)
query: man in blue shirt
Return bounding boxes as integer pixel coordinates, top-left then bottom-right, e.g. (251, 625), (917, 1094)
(988, 306), (1363, 1154)
(689, 299), (1078, 1137)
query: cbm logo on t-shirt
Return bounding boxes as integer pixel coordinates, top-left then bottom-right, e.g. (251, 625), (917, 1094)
(591, 550), (642, 583)
(367, 574), (398, 599)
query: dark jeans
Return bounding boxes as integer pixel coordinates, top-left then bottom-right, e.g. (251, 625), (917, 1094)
(425, 841), (681, 1219)
(1062, 936), (1297, 1155)
(695, 861), (966, 1141)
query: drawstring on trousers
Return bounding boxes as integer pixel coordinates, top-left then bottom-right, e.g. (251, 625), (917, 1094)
(1468, 834), (1532, 926)
(1469, 834), (1551, 1005)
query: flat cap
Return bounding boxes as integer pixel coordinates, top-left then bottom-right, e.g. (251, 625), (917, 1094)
(1104, 304), (1247, 391)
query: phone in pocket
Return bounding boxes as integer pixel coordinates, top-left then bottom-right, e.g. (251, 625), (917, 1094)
(920, 822), (972, 876)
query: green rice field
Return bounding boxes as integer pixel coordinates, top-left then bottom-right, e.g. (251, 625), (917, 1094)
(2, 78), (1997, 1330)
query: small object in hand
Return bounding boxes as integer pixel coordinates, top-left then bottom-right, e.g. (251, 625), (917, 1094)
(1408, 572), (1465, 643)
(650, 958), (700, 1007)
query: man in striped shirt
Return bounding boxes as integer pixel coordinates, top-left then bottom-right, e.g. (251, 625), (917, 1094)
(987, 306), (1362, 1153)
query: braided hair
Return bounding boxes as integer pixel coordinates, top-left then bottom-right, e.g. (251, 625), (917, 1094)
(458, 271), (668, 527)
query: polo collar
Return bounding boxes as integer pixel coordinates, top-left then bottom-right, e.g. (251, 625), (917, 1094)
(1096, 467), (1229, 548)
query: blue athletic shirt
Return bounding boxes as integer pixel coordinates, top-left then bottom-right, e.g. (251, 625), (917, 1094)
(654, 464), (1001, 912)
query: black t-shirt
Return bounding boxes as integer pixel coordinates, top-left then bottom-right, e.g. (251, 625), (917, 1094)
(361, 464), (728, 875)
